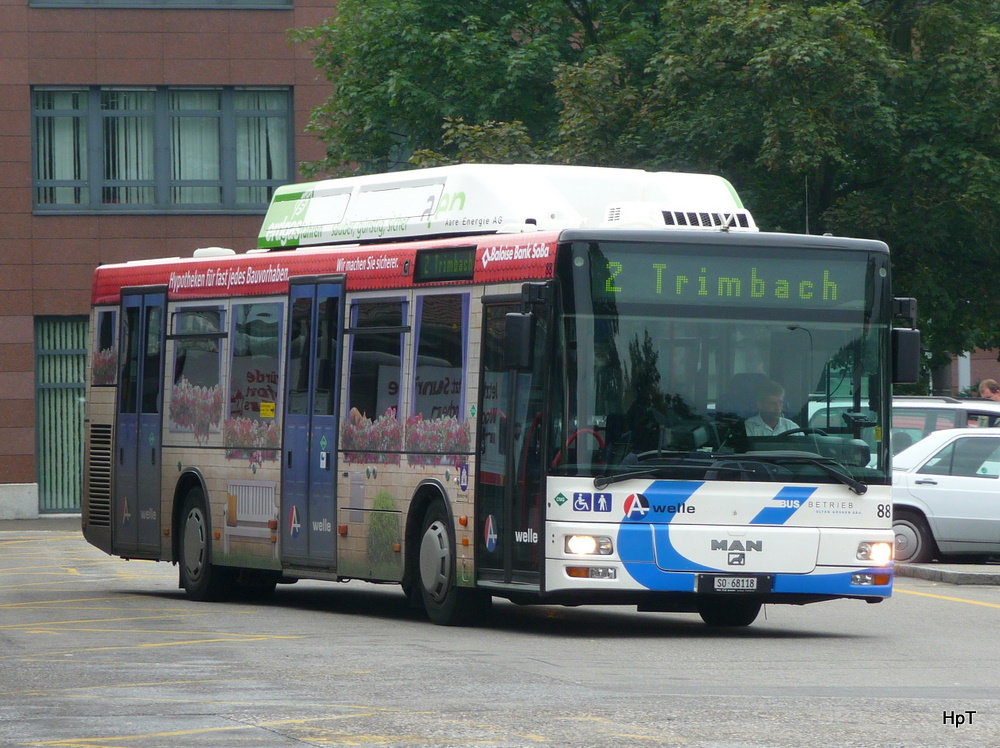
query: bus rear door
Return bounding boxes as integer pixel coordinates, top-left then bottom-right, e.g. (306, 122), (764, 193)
(281, 278), (344, 568)
(113, 289), (165, 558)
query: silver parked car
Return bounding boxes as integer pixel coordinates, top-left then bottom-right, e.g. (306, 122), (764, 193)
(810, 396), (1000, 455)
(888, 396), (1000, 453)
(892, 428), (1000, 562)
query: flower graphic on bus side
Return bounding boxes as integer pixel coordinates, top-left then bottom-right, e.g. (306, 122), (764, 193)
(169, 377), (223, 443)
(340, 408), (403, 465)
(224, 416), (280, 470)
(91, 347), (118, 386)
(405, 414), (471, 466)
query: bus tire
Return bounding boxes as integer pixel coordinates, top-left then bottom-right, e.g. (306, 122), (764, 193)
(178, 486), (233, 602)
(893, 508), (936, 563)
(696, 597), (762, 627)
(417, 502), (490, 626)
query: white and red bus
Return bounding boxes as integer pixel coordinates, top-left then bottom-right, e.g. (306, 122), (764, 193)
(82, 164), (919, 626)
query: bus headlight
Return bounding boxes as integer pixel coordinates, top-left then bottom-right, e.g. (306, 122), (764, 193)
(857, 541), (893, 565)
(565, 535), (613, 555)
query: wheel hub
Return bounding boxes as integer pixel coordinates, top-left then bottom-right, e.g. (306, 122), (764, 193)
(183, 508), (207, 580)
(419, 520), (451, 602)
(894, 524), (917, 562)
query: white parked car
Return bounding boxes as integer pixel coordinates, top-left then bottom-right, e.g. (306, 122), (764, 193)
(892, 428), (1000, 563)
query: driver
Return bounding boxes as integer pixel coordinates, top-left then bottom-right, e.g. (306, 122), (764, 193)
(744, 380), (799, 436)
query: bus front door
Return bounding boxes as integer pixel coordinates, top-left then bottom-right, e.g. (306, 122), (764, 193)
(113, 290), (165, 558)
(280, 279), (344, 568)
(476, 303), (545, 589)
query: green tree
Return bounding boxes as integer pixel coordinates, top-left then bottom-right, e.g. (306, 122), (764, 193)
(290, 1), (580, 175)
(290, 0), (666, 174)
(409, 118), (540, 167)
(642, 2), (899, 228)
(294, 0), (1000, 366)
(824, 2), (1000, 367)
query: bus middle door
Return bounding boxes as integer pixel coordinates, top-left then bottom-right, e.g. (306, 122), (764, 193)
(281, 279), (344, 568)
(113, 289), (165, 558)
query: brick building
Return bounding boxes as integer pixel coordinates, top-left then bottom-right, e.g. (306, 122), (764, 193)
(1, 0), (334, 518)
(940, 350), (1000, 398)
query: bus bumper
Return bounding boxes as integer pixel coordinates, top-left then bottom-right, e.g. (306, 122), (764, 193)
(545, 521), (894, 600)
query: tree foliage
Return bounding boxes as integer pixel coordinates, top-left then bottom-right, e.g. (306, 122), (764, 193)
(290, 1), (580, 173)
(293, 0), (1000, 363)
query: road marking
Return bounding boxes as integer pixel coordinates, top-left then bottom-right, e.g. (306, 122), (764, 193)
(0, 635), (304, 660)
(606, 735), (682, 744)
(0, 675), (374, 699)
(22, 713), (475, 747)
(0, 613), (221, 627)
(0, 596), (174, 609)
(25, 724), (251, 747)
(896, 588), (1000, 609)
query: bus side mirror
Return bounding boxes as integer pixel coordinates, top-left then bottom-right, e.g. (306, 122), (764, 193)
(505, 313), (535, 371)
(892, 328), (921, 384)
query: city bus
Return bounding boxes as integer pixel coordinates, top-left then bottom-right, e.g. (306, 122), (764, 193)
(81, 164), (920, 627)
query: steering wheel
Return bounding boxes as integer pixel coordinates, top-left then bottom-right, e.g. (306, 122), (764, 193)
(776, 427), (828, 437)
(552, 428), (606, 468)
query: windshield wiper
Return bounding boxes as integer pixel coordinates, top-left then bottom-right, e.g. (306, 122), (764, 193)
(743, 452), (868, 495)
(593, 459), (748, 489)
(594, 454), (868, 495)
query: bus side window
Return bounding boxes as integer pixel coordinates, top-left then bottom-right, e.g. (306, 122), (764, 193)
(412, 293), (467, 425)
(92, 308), (118, 386)
(142, 305), (163, 414)
(169, 308), (224, 438)
(347, 299), (406, 423)
(229, 302), (282, 419)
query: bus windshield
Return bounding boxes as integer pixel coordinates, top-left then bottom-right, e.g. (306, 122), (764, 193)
(555, 239), (889, 487)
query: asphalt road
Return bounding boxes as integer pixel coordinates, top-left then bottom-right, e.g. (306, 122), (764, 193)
(2, 517), (998, 747)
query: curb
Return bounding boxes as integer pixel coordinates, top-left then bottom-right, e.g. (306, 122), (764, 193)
(0, 515), (81, 532)
(895, 563), (1000, 586)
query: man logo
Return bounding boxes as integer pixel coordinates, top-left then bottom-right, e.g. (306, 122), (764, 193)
(728, 553), (746, 566)
(624, 493), (649, 519)
(712, 539), (763, 552)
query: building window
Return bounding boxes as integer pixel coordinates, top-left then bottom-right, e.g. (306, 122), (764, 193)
(32, 86), (292, 213)
(36, 316), (88, 513)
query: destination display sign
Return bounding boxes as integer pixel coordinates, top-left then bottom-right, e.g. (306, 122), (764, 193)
(582, 243), (874, 310)
(413, 246), (476, 283)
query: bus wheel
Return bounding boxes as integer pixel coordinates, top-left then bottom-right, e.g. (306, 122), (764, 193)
(893, 509), (935, 563)
(178, 487), (232, 602)
(417, 502), (490, 626)
(696, 597), (762, 627)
